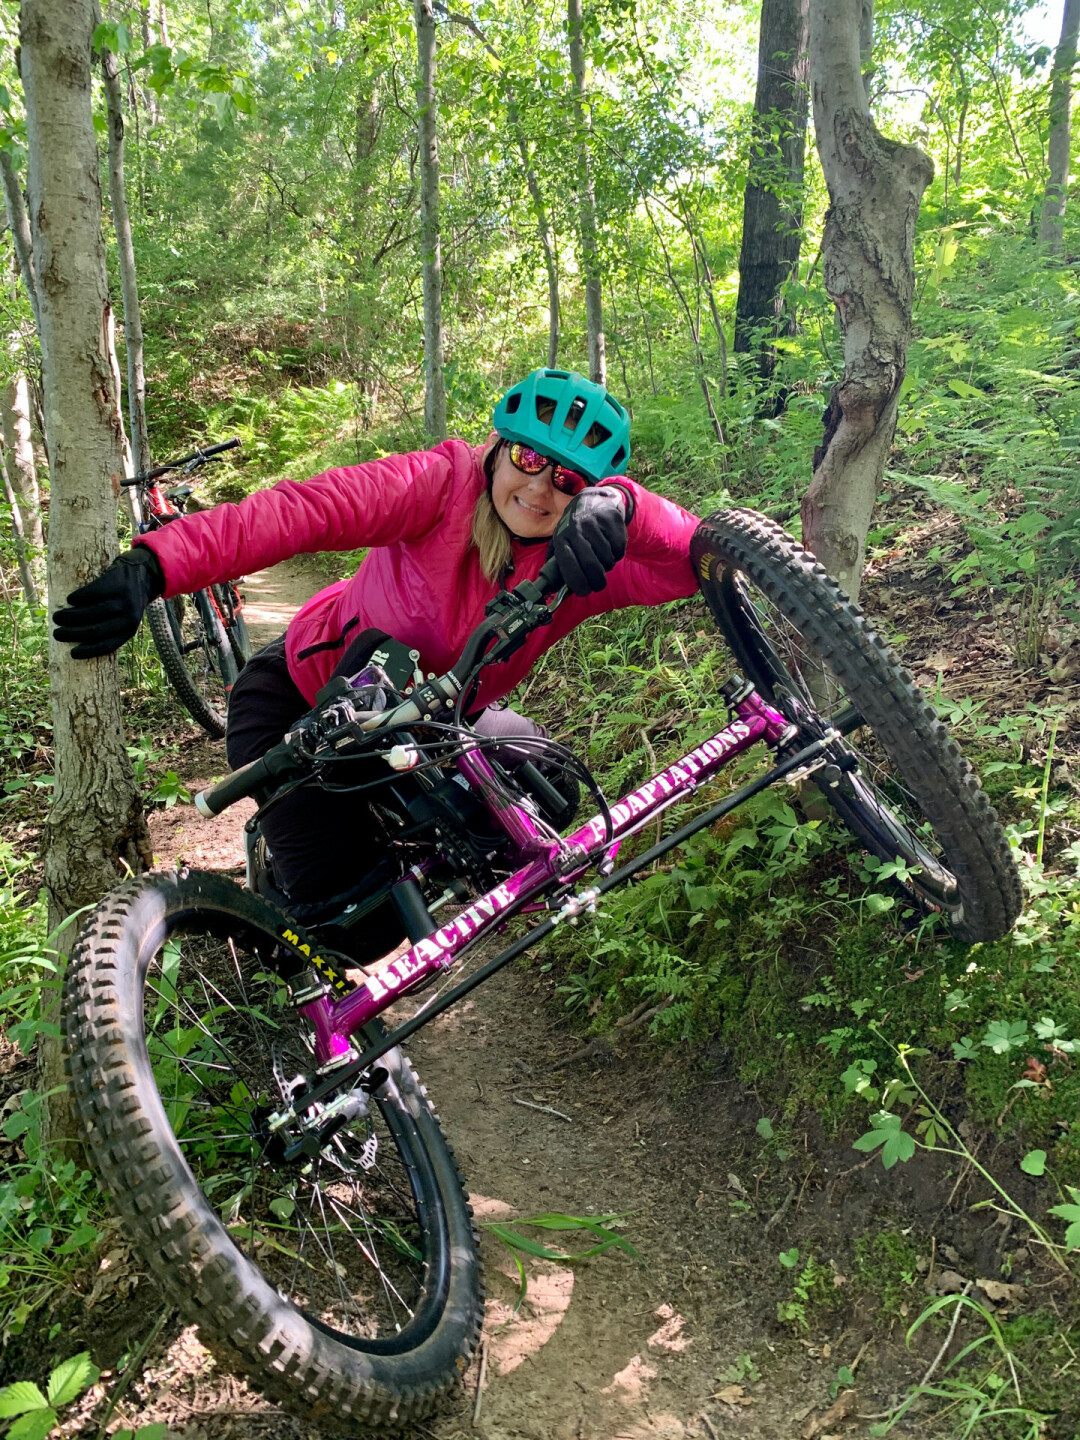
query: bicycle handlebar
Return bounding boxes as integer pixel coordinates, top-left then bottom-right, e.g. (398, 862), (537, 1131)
(194, 738), (305, 818)
(124, 437), (241, 487)
(194, 551), (568, 817)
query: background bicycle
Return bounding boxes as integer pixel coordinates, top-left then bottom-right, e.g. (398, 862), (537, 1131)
(126, 438), (252, 738)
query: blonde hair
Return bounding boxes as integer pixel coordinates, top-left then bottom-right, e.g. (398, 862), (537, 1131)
(470, 487), (514, 582)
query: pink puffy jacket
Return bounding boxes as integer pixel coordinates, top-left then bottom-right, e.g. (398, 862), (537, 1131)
(134, 440), (701, 713)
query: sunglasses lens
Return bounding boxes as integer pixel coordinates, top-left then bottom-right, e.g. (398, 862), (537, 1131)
(509, 443), (549, 475)
(508, 443), (591, 495)
(553, 467), (589, 496)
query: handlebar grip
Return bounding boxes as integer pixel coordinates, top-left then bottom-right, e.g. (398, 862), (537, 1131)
(194, 740), (302, 817)
(536, 554), (562, 595)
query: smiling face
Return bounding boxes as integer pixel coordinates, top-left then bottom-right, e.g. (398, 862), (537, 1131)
(489, 443), (574, 538)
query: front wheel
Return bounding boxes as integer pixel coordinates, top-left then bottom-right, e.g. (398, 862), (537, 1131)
(62, 870), (483, 1428)
(691, 509), (1022, 943)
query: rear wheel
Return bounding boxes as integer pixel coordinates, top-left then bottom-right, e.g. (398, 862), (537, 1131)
(146, 588), (241, 738)
(691, 509), (1022, 943)
(63, 870), (483, 1428)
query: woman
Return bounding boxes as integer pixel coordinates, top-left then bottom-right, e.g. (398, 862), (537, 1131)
(54, 367), (701, 914)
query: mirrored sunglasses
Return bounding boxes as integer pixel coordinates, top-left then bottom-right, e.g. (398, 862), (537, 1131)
(507, 442), (591, 497)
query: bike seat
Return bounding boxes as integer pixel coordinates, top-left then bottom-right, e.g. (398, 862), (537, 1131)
(165, 483), (194, 503)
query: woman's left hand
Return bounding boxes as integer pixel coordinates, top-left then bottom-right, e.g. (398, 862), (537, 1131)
(550, 487), (628, 596)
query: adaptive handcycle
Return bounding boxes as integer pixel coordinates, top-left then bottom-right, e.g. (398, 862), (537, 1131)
(61, 509), (1021, 1429)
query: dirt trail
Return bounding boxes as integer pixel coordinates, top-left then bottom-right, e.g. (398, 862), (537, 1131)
(71, 558), (1021, 1439)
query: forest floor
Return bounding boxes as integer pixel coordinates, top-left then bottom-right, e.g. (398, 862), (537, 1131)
(5, 534), (1080, 1440)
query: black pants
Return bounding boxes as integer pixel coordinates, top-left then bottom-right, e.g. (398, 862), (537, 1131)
(226, 636), (548, 904)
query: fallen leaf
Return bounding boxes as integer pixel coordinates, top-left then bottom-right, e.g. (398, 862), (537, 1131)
(726, 1171), (748, 1197)
(978, 1278), (1025, 1305)
(801, 1389), (856, 1438)
(712, 1383), (753, 1407)
(929, 1268), (968, 1296)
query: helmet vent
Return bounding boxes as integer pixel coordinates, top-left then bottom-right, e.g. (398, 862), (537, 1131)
(582, 421), (611, 449)
(564, 396), (587, 430)
(611, 444), (626, 467)
(504, 392), (521, 415)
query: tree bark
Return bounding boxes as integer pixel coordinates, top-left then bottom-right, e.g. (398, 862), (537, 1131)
(1, 373), (45, 556)
(1, 452), (39, 608)
(568, 0), (605, 384)
(801, 0), (933, 603)
(1039, 0), (1080, 254)
(0, 151), (42, 332)
(99, 19), (152, 477)
(21, 0), (151, 972)
(514, 111), (560, 369)
(414, 0), (446, 440)
(734, 0), (810, 384)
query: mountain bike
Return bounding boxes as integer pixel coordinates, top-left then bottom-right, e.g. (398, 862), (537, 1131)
(61, 509), (1021, 1429)
(126, 438), (252, 738)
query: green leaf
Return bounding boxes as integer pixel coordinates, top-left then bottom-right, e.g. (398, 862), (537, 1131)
(8, 1409), (58, 1440)
(0, 1382), (47, 1418)
(981, 1019), (1028, 1055)
(756, 1117), (774, 1140)
(93, 21), (130, 54)
(132, 1423), (169, 1440)
(1048, 1188), (1080, 1250)
(268, 1197), (295, 1221)
(836, 1366), (855, 1385)
(863, 892), (894, 915)
(1020, 1149), (1047, 1177)
(47, 1351), (98, 1408)
(948, 377), (982, 399)
(778, 1247), (799, 1268)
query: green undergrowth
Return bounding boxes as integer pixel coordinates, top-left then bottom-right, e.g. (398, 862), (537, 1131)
(533, 602), (1080, 1198)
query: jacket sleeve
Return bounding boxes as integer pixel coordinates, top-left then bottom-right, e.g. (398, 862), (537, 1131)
(133, 444), (461, 598)
(600, 477), (701, 609)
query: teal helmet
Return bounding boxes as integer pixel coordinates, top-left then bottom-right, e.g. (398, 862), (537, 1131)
(492, 368), (630, 483)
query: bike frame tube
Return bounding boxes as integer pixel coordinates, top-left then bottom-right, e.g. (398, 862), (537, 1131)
(299, 690), (791, 1064)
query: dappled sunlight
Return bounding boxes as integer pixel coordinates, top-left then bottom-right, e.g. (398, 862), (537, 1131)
(483, 1259), (574, 1375)
(646, 1302), (691, 1352)
(601, 1353), (657, 1401)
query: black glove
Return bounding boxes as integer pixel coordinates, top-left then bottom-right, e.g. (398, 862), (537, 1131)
(550, 487), (629, 597)
(52, 547), (166, 658)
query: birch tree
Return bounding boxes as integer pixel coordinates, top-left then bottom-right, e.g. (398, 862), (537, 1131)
(800, 0), (933, 601)
(98, 17), (152, 476)
(1, 372), (45, 564)
(21, 0), (150, 971)
(568, 0), (605, 385)
(414, 0), (447, 440)
(1038, 0), (1080, 254)
(734, 0), (810, 385)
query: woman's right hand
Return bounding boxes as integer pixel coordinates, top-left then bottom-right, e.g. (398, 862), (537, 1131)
(52, 547), (166, 658)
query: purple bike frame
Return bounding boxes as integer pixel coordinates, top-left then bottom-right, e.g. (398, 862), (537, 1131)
(296, 689), (791, 1067)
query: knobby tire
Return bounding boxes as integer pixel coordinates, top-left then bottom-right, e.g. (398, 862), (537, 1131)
(62, 869), (484, 1430)
(692, 508), (1022, 943)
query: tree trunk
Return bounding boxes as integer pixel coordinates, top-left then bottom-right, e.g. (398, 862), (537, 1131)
(734, 0), (810, 384)
(414, 0), (446, 440)
(800, 0), (933, 603)
(1039, 0), (1080, 254)
(99, 20), (152, 477)
(1, 452), (39, 608)
(0, 150), (42, 331)
(567, 0), (605, 384)
(21, 0), (151, 1138)
(514, 113), (560, 369)
(1, 373), (45, 555)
